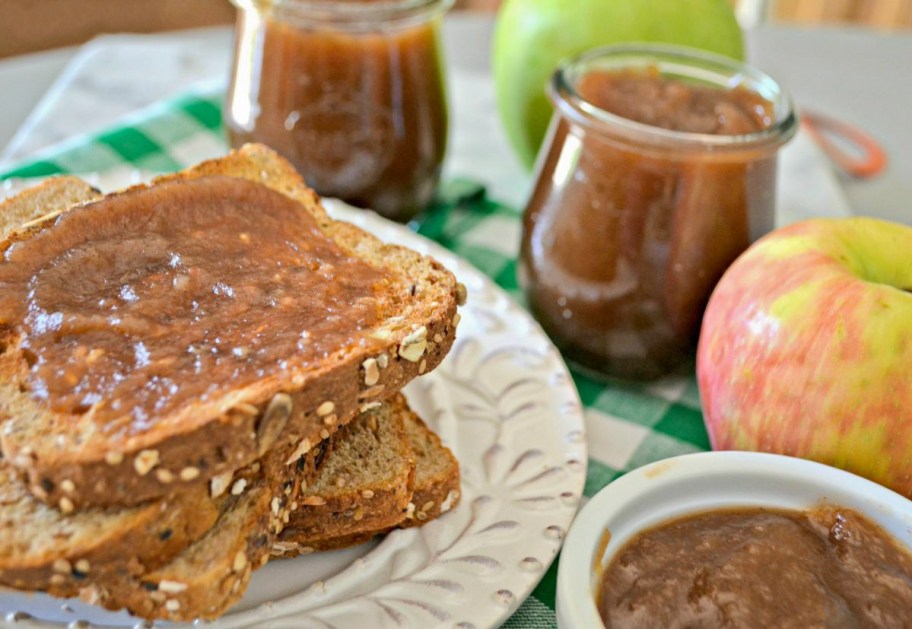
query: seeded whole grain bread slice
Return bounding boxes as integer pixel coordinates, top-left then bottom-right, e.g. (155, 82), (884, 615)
(0, 423), (334, 600)
(0, 144), (464, 510)
(75, 400), (408, 622)
(0, 178), (212, 592)
(273, 393), (417, 556)
(276, 393), (461, 556)
(0, 461), (218, 596)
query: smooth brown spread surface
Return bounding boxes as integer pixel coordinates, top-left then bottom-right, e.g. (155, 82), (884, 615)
(521, 69), (778, 379)
(577, 68), (772, 135)
(0, 176), (389, 434)
(598, 506), (912, 628)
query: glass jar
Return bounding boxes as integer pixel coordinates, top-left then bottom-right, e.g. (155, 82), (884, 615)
(520, 45), (797, 381)
(225, 0), (451, 222)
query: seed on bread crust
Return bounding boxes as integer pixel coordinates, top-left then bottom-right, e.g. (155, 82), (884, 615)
(53, 559), (71, 574)
(418, 359), (427, 375)
(104, 451), (124, 466)
(233, 403), (259, 416)
(165, 599), (181, 612)
(58, 497), (74, 514)
(210, 472), (233, 498)
(155, 469), (175, 484)
(323, 413), (337, 426)
(362, 358), (380, 386)
(440, 490), (460, 513)
(398, 326), (428, 362)
(257, 393), (292, 456)
(301, 495), (326, 506)
(456, 282), (468, 306)
(360, 401), (381, 413)
(179, 467), (200, 481)
(285, 438), (312, 465)
(134, 450), (160, 476)
(359, 385), (385, 399)
(231, 479), (248, 496)
(158, 580), (188, 593)
(316, 401), (335, 417)
(377, 352), (389, 369)
(79, 585), (102, 605)
(452, 313), (462, 328)
(233, 552), (247, 572)
(74, 559), (90, 574)
(60, 479), (75, 494)
(370, 328), (392, 341)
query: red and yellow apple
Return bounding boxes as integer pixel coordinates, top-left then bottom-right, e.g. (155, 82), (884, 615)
(697, 217), (912, 497)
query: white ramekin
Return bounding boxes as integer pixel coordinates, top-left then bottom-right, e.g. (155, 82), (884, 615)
(556, 451), (912, 628)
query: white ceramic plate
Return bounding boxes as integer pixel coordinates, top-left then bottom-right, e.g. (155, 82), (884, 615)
(0, 179), (587, 629)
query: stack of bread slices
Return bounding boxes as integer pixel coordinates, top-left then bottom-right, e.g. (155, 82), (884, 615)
(0, 145), (463, 621)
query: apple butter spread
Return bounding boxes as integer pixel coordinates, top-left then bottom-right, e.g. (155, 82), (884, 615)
(520, 48), (796, 380)
(225, 0), (449, 222)
(597, 506), (912, 628)
(0, 176), (391, 434)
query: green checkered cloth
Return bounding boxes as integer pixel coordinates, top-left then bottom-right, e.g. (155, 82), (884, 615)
(0, 90), (708, 628)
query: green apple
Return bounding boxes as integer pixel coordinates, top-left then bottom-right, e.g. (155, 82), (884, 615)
(698, 217), (912, 498)
(493, 0), (745, 169)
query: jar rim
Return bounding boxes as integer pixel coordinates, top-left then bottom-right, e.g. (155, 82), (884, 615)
(235, 0), (452, 28)
(549, 43), (798, 152)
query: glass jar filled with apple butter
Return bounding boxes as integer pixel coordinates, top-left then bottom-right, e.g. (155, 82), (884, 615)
(225, 0), (451, 222)
(520, 45), (797, 380)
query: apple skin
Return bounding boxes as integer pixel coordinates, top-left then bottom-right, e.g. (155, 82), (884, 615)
(493, 0), (745, 169)
(697, 217), (912, 498)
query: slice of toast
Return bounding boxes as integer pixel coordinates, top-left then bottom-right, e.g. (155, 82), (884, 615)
(275, 393), (461, 555)
(0, 144), (463, 509)
(73, 399), (414, 622)
(0, 461), (219, 595)
(273, 393), (417, 557)
(397, 406), (461, 529)
(0, 423), (334, 600)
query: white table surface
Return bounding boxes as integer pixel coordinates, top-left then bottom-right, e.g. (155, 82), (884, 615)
(0, 15), (909, 223)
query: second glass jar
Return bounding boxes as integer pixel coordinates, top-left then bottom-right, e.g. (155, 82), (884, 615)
(520, 45), (797, 381)
(226, 0), (451, 222)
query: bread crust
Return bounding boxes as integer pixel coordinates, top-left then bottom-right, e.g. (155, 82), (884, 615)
(275, 394), (417, 554)
(0, 144), (460, 509)
(0, 419), (335, 599)
(66, 402), (396, 622)
(277, 395), (461, 556)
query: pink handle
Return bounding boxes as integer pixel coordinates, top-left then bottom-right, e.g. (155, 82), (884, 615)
(801, 110), (887, 179)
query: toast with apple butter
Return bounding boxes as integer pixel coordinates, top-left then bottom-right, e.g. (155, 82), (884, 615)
(0, 144), (463, 510)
